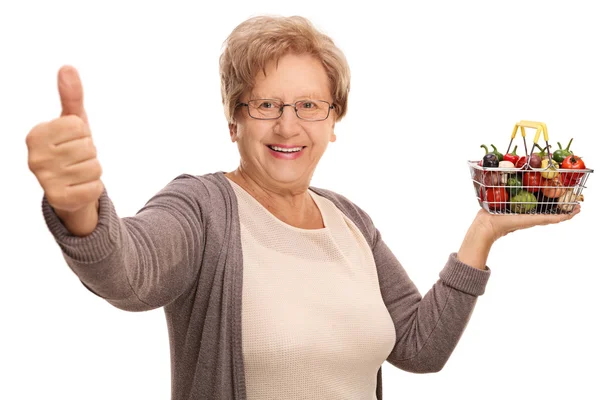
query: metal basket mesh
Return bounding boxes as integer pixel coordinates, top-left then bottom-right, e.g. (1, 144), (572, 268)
(469, 161), (592, 214)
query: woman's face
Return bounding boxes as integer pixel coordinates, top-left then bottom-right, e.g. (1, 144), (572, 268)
(230, 53), (336, 191)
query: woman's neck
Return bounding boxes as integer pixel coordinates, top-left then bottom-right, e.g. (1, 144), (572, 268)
(224, 167), (324, 229)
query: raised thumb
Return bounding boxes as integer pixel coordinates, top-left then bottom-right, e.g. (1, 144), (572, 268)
(58, 65), (89, 125)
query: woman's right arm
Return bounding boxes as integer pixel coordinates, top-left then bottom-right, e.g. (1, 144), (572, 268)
(29, 66), (204, 311)
(42, 175), (206, 312)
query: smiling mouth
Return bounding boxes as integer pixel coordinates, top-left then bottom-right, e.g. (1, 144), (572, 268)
(267, 145), (306, 153)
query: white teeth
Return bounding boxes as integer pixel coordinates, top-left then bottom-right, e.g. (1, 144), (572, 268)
(269, 145), (303, 153)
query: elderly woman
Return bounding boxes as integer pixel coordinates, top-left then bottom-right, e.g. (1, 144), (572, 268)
(27, 15), (578, 400)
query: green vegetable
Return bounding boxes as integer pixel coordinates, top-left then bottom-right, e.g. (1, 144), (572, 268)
(510, 190), (537, 213)
(489, 144), (504, 162)
(552, 138), (574, 164)
(534, 143), (552, 160)
(505, 175), (523, 196)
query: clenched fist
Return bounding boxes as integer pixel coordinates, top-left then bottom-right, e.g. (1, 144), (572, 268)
(27, 66), (104, 235)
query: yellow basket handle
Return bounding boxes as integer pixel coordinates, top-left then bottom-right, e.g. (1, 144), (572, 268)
(506, 120), (551, 161)
(510, 120), (549, 144)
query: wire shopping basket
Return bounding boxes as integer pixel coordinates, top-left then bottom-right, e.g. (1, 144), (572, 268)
(469, 120), (593, 214)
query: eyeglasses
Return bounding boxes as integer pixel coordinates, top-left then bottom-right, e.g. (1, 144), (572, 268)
(236, 99), (335, 121)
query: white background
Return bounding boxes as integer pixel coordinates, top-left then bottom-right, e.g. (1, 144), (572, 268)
(1, 0), (599, 399)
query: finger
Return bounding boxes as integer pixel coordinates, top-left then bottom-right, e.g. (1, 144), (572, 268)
(58, 65), (89, 125)
(53, 136), (97, 166)
(62, 158), (103, 186)
(47, 114), (91, 147)
(529, 208), (580, 226)
(51, 180), (104, 212)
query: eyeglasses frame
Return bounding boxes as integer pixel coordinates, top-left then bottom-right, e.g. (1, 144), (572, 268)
(235, 98), (335, 121)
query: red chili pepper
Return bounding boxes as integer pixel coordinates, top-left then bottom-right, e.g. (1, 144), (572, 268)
(503, 145), (519, 165)
(515, 156), (528, 169)
(561, 155), (586, 186)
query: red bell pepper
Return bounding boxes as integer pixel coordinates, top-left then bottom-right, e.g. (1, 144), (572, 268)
(515, 156), (527, 169)
(484, 187), (508, 210)
(522, 171), (542, 193)
(515, 153), (542, 169)
(503, 145), (520, 165)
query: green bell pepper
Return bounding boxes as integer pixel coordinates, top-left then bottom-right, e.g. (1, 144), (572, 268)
(552, 138), (574, 164)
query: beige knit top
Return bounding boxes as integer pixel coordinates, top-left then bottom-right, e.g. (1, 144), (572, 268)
(229, 179), (396, 400)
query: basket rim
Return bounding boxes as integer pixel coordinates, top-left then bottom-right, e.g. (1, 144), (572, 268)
(467, 160), (594, 173)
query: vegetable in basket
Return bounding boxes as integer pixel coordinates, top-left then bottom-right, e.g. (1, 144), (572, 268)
(534, 143), (552, 160)
(552, 138), (574, 164)
(509, 190), (537, 213)
(522, 171), (542, 193)
(498, 161), (515, 168)
(484, 187), (508, 211)
(557, 189), (584, 212)
(489, 144), (504, 162)
(562, 154), (585, 169)
(498, 160), (515, 184)
(483, 172), (502, 186)
(480, 145), (499, 167)
(515, 153), (541, 169)
(541, 176), (566, 198)
(503, 145), (519, 165)
(561, 155), (586, 187)
(505, 175), (523, 196)
(540, 158), (559, 179)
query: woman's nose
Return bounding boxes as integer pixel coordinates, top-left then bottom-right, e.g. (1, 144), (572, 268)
(274, 105), (301, 137)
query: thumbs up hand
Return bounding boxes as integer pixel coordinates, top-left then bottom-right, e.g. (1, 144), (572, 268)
(27, 66), (104, 218)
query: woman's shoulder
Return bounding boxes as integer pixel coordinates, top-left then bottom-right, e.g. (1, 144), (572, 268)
(162, 171), (234, 198)
(309, 186), (377, 243)
(148, 171), (236, 217)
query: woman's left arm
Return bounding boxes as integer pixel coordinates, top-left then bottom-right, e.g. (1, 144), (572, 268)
(375, 207), (580, 373)
(372, 227), (488, 373)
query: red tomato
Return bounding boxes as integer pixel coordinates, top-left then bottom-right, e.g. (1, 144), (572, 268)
(561, 155), (586, 186)
(562, 155), (586, 169)
(522, 172), (542, 193)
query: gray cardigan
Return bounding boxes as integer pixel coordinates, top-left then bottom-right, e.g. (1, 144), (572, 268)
(41, 171), (491, 400)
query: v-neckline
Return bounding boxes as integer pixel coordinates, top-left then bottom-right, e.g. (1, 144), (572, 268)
(224, 175), (329, 232)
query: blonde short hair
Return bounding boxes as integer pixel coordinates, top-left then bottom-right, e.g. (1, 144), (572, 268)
(219, 15), (351, 123)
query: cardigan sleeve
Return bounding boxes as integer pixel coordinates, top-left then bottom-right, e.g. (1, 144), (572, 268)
(41, 174), (207, 312)
(371, 228), (490, 373)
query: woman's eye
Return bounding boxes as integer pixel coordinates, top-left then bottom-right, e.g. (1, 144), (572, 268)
(259, 102), (274, 109)
(301, 101), (315, 109)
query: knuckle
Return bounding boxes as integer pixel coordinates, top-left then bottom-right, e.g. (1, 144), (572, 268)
(25, 132), (36, 149)
(93, 159), (103, 177)
(46, 188), (68, 208)
(27, 155), (40, 172)
(94, 180), (105, 196)
(27, 152), (50, 172)
(25, 122), (46, 148)
(86, 137), (98, 158)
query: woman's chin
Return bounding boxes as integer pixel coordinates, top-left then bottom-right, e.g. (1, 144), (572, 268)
(265, 166), (311, 186)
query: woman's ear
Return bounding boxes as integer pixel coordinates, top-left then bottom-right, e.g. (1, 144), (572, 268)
(329, 120), (336, 143)
(229, 122), (238, 142)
